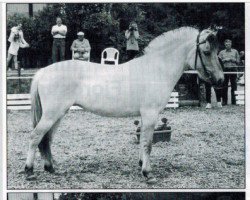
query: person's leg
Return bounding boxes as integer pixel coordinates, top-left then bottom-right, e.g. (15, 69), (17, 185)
(230, 74), (238, 105)
(52, 40), (57, 63)
(131, 50), (138, 59)
(127, 50), (138, 61)
(222, 74), (230, 105)
(73, 52), (80, 59)
(59, 40), (65, 61)
(127, 50), (133, 61)
(82, 52), (90, 61)
(214, 88), (222, 102)
(205, 82), (211, 104)
(13, 55), (18, 69)
(6, 53), (14, 70)
(205, 82), (212, 108)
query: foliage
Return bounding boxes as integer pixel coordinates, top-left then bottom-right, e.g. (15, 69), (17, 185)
(6, 3), (245, 68)
(58, 192), (245, 200)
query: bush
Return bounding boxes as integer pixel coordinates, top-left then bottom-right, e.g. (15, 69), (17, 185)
(6, 3), (245, 68)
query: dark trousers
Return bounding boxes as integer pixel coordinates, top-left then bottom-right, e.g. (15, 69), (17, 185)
(222, 69), (237, 105)
(127, 50), (138, 61)
(52, 38), (65, 63)
(205, 82), (222, 103)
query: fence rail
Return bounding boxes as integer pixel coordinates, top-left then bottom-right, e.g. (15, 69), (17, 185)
(7, 70), (244, 80)
(7, 92), (179, 110)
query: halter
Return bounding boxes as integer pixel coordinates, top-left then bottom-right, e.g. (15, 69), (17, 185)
(194, 32), (211, 78)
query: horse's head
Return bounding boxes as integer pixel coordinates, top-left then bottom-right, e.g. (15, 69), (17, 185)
(186, 28), (224, 86)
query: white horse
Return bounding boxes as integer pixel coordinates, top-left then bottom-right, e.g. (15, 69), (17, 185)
(25, 27), (224, 182)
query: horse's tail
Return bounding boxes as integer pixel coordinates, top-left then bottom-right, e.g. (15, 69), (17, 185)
(30, 69), (43, 128)
(31, 69), (54, 164)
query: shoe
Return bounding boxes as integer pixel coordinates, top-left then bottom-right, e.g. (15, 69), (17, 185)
(238, 78), (244, 85)
(217, 102), (222, 108)
(205, 103), (212, 109)
(8, 68), (12, 71)
(222, 102), (227, 106)
(21, 68), (24, 70)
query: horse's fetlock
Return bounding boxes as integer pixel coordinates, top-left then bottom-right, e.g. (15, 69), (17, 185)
(139, 160), (143, 167)
(44, 164), (55, 173)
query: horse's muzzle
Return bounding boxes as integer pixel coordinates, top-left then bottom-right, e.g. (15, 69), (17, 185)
(217, 78), (224, 87)
(212, 77), (224, 88)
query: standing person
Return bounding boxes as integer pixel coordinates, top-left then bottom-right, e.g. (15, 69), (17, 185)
(7, 23), (29, 71)
(71, 32), (91, 61)
(125, 21), (139, 61)
(51, 17), (67, 63)
(218, 39), (240, 105)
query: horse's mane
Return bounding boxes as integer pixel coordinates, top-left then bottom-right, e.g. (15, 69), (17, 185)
(144, 27), (199, 54)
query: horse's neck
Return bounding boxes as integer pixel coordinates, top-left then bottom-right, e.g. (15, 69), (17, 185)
(147, 41), (195, 81)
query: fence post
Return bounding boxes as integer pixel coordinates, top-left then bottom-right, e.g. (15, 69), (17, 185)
(17, 61), (21, 93)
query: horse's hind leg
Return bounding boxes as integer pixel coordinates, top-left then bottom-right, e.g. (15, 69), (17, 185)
(38, 119), (61, 173)
(139, 108), (158, 180)
(25, 116), (59, 176)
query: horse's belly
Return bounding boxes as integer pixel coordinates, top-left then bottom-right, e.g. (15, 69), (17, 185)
(76, 83), (142, 117)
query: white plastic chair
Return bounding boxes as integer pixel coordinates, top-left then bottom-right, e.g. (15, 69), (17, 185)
(101, 47), (119, 65)
(72, 50), (90, 61)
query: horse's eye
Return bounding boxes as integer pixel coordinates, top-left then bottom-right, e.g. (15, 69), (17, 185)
(207, 34), (216, 43)
(203, 51), (211, 56)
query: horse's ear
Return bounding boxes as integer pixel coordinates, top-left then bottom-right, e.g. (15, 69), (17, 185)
(213, 30), (218, 35)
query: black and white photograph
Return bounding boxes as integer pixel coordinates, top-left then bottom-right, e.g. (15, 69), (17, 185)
(5, 3), (245, 190)
(6, 192), (246, 200)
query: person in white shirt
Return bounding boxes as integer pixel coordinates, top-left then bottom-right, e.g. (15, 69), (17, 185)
(71, 32), (91, 61)
(7, 23), (29, 71)
(51, 17), (67, 63)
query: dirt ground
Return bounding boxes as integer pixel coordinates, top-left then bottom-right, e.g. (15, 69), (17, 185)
(7, 106), (244, 189)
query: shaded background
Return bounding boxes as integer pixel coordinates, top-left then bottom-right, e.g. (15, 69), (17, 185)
(6, 3), (244, 68)
(58, 192), (245, 200)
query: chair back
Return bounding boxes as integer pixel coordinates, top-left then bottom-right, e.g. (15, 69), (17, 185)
(101, 47), (119, 65)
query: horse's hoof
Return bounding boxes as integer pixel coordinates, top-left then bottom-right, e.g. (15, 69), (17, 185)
(44, 165), (55, 173)
(142, 171), (156, 184)
(146, 176), (157, 184)
(139, 160), (143, 167)
(142, 170), (148, 178)
(24, 165), (34, 176)
(26, 174), (37, 181)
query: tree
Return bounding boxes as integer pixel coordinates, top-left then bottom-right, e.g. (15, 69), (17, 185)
(7, 3), (244, 68)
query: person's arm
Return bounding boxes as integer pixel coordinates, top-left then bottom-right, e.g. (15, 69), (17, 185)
(19, 31), (29, 47)
(84, 40), (91, 52)
(218, 51), (230, 62)
(125, 30), (131, 39)
(218, 51), (223, 61)
(8, 31), (15, 43)
(51, 26), (59, 36)
(134, 30), (139, 39)
(70, 40), (77, 51)
(58, 25), (67, 36)
(8, 27), (17, 42)
(235, 50), (240, 64)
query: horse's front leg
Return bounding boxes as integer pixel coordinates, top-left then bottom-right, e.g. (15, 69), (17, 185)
(139, 108), (158, 181)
